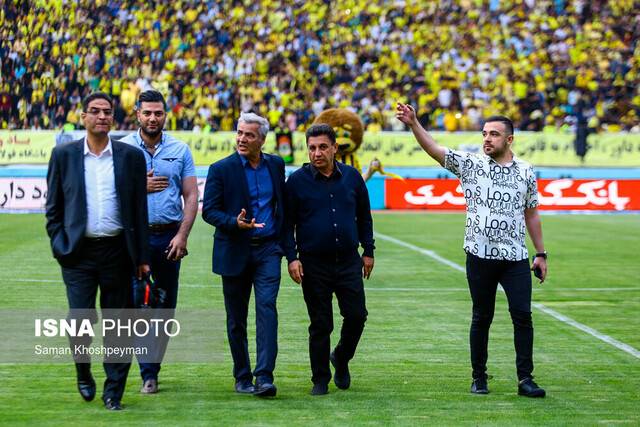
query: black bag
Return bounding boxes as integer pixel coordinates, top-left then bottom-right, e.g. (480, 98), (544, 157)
(132, 274), (166, 308)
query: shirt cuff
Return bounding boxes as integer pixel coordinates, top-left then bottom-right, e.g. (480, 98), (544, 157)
(285, 251), (298, 264)
(362, 245), (374, 258)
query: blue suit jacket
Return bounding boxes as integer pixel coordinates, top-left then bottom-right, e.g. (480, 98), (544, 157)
(202, 152), (286, 276)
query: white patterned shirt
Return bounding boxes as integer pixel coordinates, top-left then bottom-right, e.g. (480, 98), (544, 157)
(444, 149), (538, 261)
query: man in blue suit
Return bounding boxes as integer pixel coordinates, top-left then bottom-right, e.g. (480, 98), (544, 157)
(202, 112), (286, 397)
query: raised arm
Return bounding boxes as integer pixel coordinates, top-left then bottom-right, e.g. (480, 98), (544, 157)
(396, 103), (446, 166)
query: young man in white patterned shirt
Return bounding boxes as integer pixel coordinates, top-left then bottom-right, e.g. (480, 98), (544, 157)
(396, 103), (548, 398)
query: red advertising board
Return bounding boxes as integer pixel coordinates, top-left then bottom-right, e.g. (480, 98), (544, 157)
(385, 179), (640, 211)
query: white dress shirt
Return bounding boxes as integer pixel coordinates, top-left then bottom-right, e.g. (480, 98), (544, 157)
(84, 139), (123, 237)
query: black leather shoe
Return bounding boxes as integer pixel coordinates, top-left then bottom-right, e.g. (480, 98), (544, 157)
(76, 364), (95, 402)
(311, 383), (329, 396)
(330, 351), (350, 390)
(104, 398), (123, 411)
(518, 378), (546, 398)
(470, 378), (489, 394)
(76, 372), (96, 402)
(253, 381), (277, 397)
(235, 379), (255, 394)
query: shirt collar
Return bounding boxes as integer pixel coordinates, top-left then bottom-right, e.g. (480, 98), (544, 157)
(309, 161), (343, 180)
(136, 129), (164, 150)
(239, 152), (265, 168)
(487, 153), (516, 168)
(83, 137), (113, 157)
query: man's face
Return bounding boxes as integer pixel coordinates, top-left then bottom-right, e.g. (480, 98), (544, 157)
(481, 121), (512, 159)
(307, 135), (337, 171)
(81, 98), (113, 136)
(137, 101), (166, 137)
(236, 122), (264, 159)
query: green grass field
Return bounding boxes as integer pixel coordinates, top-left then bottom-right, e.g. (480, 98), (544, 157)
(1, 212), (639, 426)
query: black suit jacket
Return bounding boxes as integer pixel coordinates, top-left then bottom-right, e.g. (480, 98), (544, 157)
(45, 138), (149, 267)
(202, 152), (286, 276)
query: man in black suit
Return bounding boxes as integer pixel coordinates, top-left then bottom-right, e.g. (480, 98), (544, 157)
(45, 92), (150, 410)
(284, 124), (374, 396)
(202, 112), (285, 397)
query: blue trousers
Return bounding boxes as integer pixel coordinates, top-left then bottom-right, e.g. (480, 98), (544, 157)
(221, 240), (282, 383)
(137, 229), (181, 381)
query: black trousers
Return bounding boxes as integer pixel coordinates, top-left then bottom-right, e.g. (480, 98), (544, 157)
(300, 252), (368, 385)
(466, 253), (534, 381)
(60, 235), (132, 402)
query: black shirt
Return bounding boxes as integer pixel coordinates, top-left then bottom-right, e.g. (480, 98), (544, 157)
(284, 162), (375, 262)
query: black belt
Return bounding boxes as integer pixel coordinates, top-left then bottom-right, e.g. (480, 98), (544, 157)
(84, 234), (123, 244)
(149, 222), (180, 232)
(249, 235), (277, 246)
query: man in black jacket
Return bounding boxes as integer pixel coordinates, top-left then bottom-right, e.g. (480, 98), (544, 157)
(45, 92), (150, 410)
(284, 123), (375, 396)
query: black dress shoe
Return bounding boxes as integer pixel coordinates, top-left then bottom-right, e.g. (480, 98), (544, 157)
(470, 378), (489, 394)
(253, 381), (277, 397)
(235, 380), (255, 394)
(330, 351), (350, 390)
(311, 383), (329, 396)
(77, 377), (96, 402)
(104, 398), (123, 411)
(75, 364), (95, 402)
(518, 378), (546, 398)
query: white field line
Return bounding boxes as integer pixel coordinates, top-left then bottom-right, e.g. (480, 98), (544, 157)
(375, 232), (640, 360)
(531, 303), (640, 359)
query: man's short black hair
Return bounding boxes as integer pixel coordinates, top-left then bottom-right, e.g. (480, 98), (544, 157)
(484, 115), (514, 136)
(305, 123), (336, 145)
(136, 90), (167, 110)
(82, 92), (113, 112)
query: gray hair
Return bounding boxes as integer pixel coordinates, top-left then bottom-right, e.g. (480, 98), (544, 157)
(238, 112), (270, 139)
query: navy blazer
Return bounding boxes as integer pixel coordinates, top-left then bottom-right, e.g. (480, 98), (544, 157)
(45, 138), (150, 267)
(202, 152), (286, 276)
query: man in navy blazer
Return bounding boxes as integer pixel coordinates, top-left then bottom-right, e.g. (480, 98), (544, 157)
(202, 112), (286, 397)
(46, 92), (150, 410)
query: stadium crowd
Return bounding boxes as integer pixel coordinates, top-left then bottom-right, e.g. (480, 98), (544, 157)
(0, 0), (638, 133)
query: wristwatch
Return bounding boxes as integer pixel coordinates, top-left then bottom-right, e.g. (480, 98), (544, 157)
(534, 251), (547, 259)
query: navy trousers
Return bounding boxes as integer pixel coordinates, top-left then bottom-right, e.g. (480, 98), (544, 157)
(137, 229), (181, 381)
(221, 240), (282, 383)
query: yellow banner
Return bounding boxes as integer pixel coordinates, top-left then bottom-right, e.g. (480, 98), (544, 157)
(0, 131), (58, 164)
(1, 130), (639, 167)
